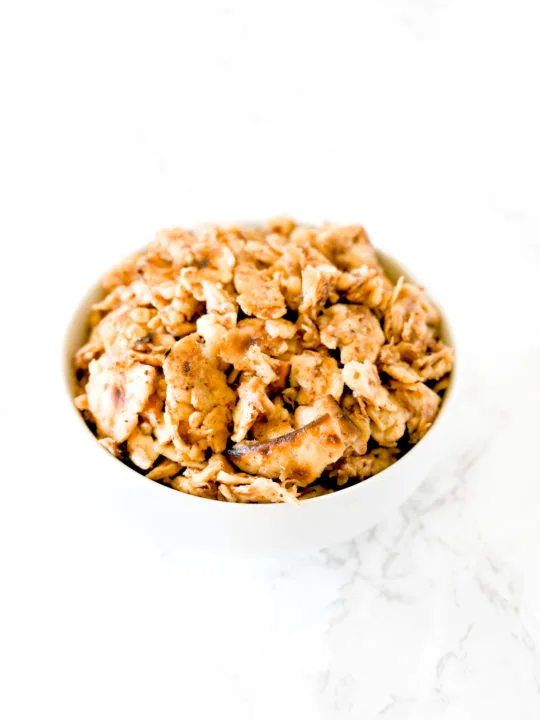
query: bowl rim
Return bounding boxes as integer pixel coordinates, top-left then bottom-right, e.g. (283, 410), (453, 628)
(61, 244), (459, 510)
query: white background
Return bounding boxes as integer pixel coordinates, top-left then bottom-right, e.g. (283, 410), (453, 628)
(1, 1), (540, 718)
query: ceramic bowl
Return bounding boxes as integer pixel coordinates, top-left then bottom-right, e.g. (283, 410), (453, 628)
(61, 249), (458, 555)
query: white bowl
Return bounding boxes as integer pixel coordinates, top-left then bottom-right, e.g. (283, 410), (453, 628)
(61, 250), (458, 555)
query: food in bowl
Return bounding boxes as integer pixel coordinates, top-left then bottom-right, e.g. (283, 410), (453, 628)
(72, 219), (454, 503)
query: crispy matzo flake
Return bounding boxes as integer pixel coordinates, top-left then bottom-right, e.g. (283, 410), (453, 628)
(86, 355), (156, 443)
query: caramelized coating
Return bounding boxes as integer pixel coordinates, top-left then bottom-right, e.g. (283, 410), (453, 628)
(163, 334), (235, 461)
(318, 304), (385, 364)
(74, 219), (453, 502)
(228, 397), (362, 486)
(231, 375), (275, 443)
(251, 397), (295, 441)
(329, 448), (399, 486)
(126, 427), (160, 470)
(343, 360), (409, 447)
(390, 381), (441, 443)
(217, 472), (298, 504)
(87, 355), (156, 443)
(233, 263), (287, 319)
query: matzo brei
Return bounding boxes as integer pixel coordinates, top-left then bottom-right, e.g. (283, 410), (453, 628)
(73, 219), (454, 503)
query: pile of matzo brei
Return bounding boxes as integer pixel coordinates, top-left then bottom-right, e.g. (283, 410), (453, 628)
(73, 219), (453, 503)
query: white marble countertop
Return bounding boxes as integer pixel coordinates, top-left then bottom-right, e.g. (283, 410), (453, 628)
(1, 1), (540, 718)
